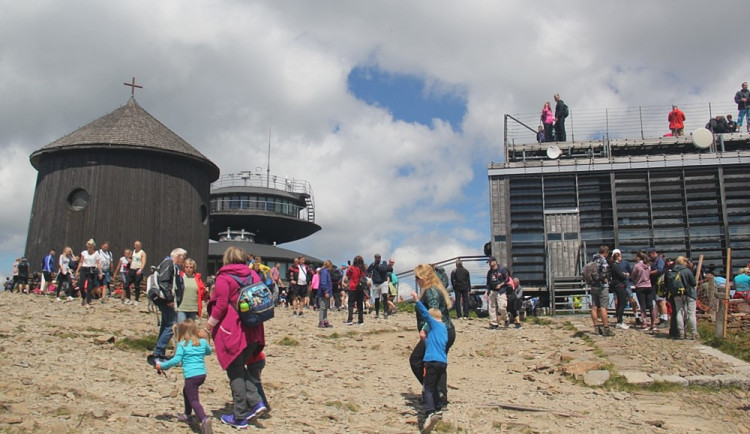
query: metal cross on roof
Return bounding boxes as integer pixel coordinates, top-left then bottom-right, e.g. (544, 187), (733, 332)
(123, 77), (143, 96)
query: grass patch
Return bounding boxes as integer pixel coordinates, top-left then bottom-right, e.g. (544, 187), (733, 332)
(115, 335), (157, 352)
(526, 316), (552, 326)
(396, 301), (415, 314)
(434, 419), (461, 432)
(698, 321), (750, 363)
(324, 400), (360, 412)
(85, 326), (108, 333)
(277, 336), (300, 346)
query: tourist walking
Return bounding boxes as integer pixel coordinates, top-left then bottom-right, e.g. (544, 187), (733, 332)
(178, 258), (206, 323)
(205, 246), (267, 429)
(56, 247), (74, 301)
(41, 248), (55, 295)
(151, 248), (186, 363)
(672, 256), (698, 339)
(486, 258), (509, 328)
(126, 241), (147, 305)
(345, 256), (367, 325)
(317, 260), (334, 328)
(450, 259), (471, 320)
(75, 240), (102, 310)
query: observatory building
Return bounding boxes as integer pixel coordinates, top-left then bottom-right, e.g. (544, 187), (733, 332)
(488, 128), (750, 311)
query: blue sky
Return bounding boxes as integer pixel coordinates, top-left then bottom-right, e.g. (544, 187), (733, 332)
(0, 0), (748, 282)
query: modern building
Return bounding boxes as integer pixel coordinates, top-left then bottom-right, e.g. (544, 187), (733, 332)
(26, 98), (219, 274)
(206, 171), (322, 275)
(488, 132), (750, 310)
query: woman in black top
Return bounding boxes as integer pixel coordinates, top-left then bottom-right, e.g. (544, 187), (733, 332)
(610, 251), (630, 329)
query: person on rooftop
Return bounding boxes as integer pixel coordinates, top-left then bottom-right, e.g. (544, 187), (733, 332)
(734, 82), (750, 133)
(668, 105), (686, 137)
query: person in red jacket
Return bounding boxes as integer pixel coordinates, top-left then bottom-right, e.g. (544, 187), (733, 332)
(345, 255), (367, 325)
(668, 105), (686, 137)
(178, 258), (206, 323)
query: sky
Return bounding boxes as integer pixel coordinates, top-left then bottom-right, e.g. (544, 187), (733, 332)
(1, 0), (749, 282)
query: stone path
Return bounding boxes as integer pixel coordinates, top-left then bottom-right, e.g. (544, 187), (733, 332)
(0, 292), (748, 433)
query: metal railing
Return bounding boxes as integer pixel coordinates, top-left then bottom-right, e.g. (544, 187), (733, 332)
(210, 198), (304, 218)
(504, 101), (740, 147)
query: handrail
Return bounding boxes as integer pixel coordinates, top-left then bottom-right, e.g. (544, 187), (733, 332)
(211, 171), (314, 197)
(504, 100), (738, 147)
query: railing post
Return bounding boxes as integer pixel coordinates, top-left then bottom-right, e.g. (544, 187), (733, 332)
(639, 106), (644, 140)
(504, 114), (508, 162)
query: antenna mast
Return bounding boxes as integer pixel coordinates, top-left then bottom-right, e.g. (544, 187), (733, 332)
(266, 119), (272, 187)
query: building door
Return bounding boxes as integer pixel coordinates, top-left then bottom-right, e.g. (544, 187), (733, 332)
(544, 209), (581, 278)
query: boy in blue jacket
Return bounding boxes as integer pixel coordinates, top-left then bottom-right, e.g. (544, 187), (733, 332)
(411, 292), (447, 433)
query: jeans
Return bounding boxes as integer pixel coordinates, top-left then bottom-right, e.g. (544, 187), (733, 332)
(318, 295), (329, 323)
(154, 303), (176, 357)
(226, 343), (263, 420)
(674, 295), (697, 338)
(739, 108), (750, 128)
(454, 290), (470, 318)
(612, 283), (628, 323)
(177, 311), (198, 324)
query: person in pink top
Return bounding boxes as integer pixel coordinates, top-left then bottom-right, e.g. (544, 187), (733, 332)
(204, 246), (266, 429)
(541, 101), (555, 142)
(630, 251), (656, 331)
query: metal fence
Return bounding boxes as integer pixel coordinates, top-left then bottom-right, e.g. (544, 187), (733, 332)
(505, 101), (740, 146)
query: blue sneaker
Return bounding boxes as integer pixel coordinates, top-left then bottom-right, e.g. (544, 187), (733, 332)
(245, 402), (268, 422)
(220, 414), (248, 429)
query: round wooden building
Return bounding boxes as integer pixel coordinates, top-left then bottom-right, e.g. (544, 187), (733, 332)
(26, 98), (219, 274)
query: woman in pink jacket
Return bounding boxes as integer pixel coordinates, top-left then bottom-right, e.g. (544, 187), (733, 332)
(630, 251), (656, 330)
(205, 246), (266, 429)
(541, 102), (556, 142)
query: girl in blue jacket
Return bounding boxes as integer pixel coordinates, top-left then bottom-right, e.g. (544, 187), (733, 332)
(155, 319), (213, 433)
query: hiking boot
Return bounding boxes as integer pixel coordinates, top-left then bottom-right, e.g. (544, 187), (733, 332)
(324, 321), (333, 328)
(602, 327), (615, 337)
(514, 323), (523, 329)
(596, 325), (603, 335)
(245, 402), (267, 422)
(220, 414), (248, 429)
(318, 322), (326, 328)
(201, 417), (213, 434)
(422, 411), (442, 433)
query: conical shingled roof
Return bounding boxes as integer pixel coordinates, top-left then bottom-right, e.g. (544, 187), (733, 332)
(30, 98), (219, 179)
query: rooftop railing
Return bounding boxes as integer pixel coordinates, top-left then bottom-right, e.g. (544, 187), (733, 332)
(211, 171), (314, 197)
(504, 100), (740, 147)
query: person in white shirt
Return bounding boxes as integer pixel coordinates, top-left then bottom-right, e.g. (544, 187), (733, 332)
(75, 239), (102, 310)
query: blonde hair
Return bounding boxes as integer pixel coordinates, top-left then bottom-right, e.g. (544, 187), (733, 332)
(184, 258), (197, 268)
(222, 246), (246, 266)
(675, 256), (688, 266)
(323, 259), (333, 270)
(172, 319), (201, 347)
(428, 308), (442, 320)
(414, 264), (452, 309)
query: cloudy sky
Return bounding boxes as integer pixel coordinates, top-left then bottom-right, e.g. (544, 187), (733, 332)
(1, 0), (748, 280)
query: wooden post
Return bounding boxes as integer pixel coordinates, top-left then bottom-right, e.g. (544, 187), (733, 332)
(715, 248), (731, 339)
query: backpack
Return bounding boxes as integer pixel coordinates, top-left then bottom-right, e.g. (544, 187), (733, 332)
(357, 275), (368, 292)
(330, 267), (343, 283)
(582, 261), (600, 286)
(563, 103), (569, 118)
(663, 268), (685, 297)
(146, 258), (173, 303)
(229, 275), (274, 327)
(18, 260), (29, 276)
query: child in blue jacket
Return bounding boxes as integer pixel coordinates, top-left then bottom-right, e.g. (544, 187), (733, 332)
(155, 319), (213, 433)
(411, 292), (447, 433)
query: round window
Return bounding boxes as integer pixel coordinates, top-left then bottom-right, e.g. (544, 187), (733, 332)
(67, 188), (90, 212)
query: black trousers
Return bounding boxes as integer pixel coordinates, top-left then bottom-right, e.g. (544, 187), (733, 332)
(612, 283), (628, 323)
(454, 290), (470, 318)
(409, 327), (455, 399)
(554, 120), (566, 142)
(347, 288), (364, 323)
(423, 362), (447, 413)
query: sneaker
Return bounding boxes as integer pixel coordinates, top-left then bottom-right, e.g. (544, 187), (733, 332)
(423, 411), (442, 433)
(220, 413), (248, 429)
(514, 323), (523, 329)
(201, 417), (213, 434)
(56, 297), (61, 301)
(132, 300), (140, 306)
(318, 322), (326, 328)
(325, 321), (333, 328)
(245, 402), (267, 422)
(489, 321), (499, 328)
(615, 322), (630, 330)
(602, 327), (615, 337)
(66, 296), (74, 301)
(345, 321), (353, 325)
(658, 321), (669, 329)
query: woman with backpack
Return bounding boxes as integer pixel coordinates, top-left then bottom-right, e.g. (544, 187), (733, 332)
(345, 255), (367, 325)
(205, 246), (267, 429)
(631, 251), (656, 331)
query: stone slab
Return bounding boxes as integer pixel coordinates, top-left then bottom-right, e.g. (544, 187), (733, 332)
(685, 375), (720, 387)
(620, 370), (653, 385)
(583, 369), (610, 386)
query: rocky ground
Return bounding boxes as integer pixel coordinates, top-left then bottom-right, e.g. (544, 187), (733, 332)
(1, 291), (749, 433)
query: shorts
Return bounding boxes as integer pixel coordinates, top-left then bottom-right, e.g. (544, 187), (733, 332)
(293, 284), (308, 298)
(371, 281), (388, 298)
(590, 285), (609, 309)
(17, 275), (29, 285)
(98, 270), (112, 286)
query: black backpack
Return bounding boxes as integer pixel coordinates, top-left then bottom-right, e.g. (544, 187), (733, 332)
(330, 266), (343, 283)
(563, 103), (569, 118)
(663, 268), (685, 297)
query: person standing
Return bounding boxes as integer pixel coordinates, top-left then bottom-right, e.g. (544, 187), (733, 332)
(56, 247), (74, 301)
(97, 242), (114, 298)
(41, 248), (56, 295)
(610, 250), (630, 329)
(114, 249), (131, 302)
(75, 240), (102, 309)
(317, 260), (334, 328)
(727, 114), (738, 133)
(589, 246), (614, 336)
(734, 82), (750, 133)
(345, 256), (367, 325)
(152, 248), (186, 363)
(127, 241), (147, 305)
(541, 101), (555, 142)
(485, 258), (509, 328)
(368, 254), (394, 319)
(290, 256), (311, 317)
(554, 93), (569, 142)
(648, 248), (668, 328)
(668, 105), (686, 136)
(178, 258), (206, 323)
(450, 259), (471, 320)
(673, 256), (698, 339)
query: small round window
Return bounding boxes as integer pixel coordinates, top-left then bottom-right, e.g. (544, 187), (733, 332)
(67, 188), (90, 211)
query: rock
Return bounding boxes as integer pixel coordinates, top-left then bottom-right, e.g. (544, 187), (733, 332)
(715, 374), (750, 389)
(583, 370), (610, 386)
(685, 375), (720, 387)
(562, 361), (603, 378)
(93, 335), (116, 345)
(655, 374), (688, 386)
(0, 415), (23, 424)
(620, 371), (653, 385)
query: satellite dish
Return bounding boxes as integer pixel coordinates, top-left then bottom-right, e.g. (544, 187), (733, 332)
(546, 145), (561, 159)
(692, 128), (712, 149)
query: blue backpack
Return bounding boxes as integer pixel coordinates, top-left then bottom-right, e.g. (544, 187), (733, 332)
(230, 275), (274, 327)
